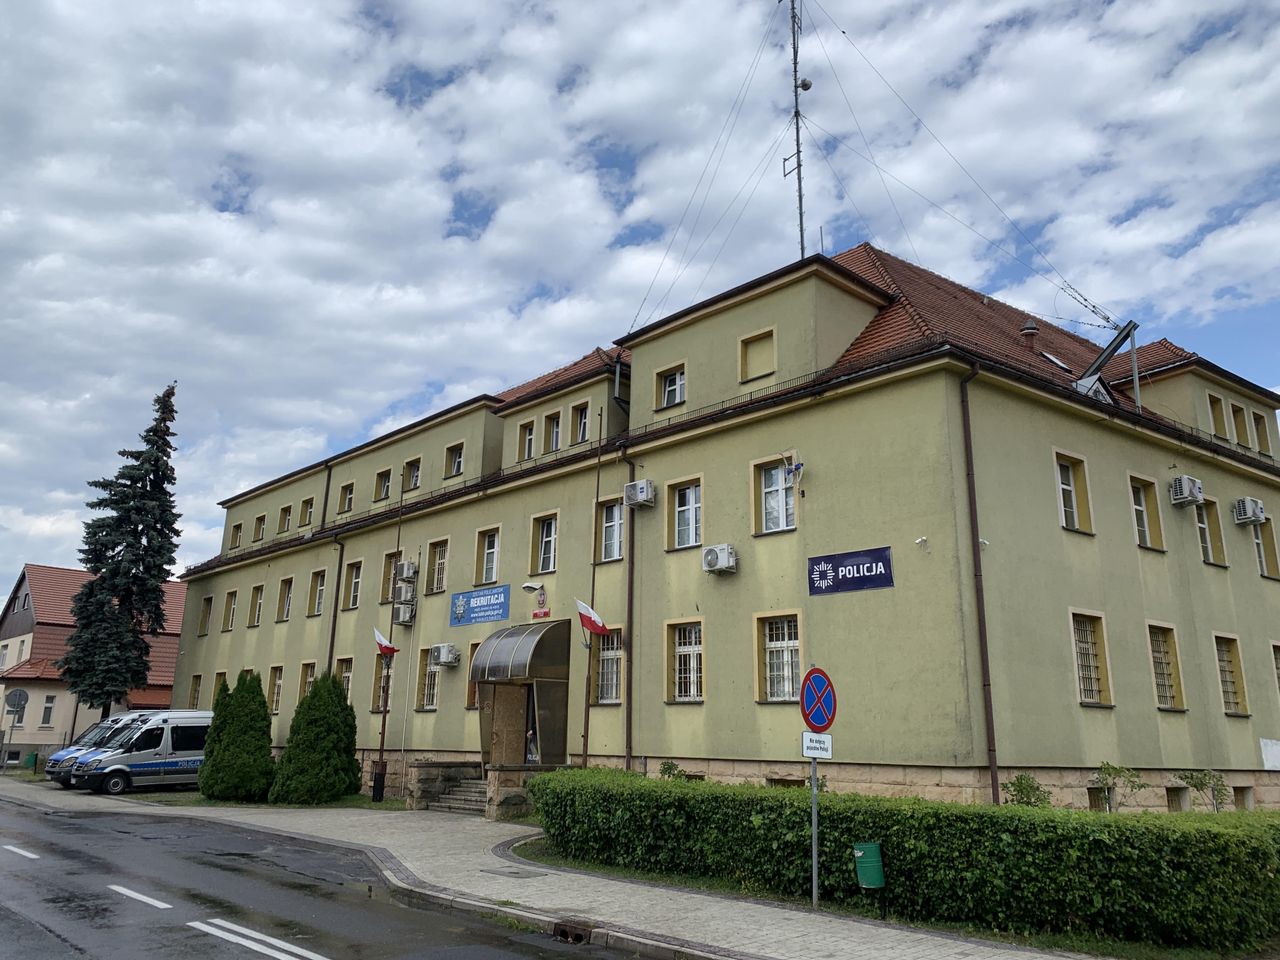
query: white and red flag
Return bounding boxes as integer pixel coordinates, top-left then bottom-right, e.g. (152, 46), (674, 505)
(575, 599), (611, 636)
(374, 627), (400, 656)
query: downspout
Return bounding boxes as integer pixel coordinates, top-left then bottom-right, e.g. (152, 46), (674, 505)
(325, 536), (345, 671)
(960, 364), (1001, 804)
(621, 452), (637, 772)
(319, 463), (333, 530)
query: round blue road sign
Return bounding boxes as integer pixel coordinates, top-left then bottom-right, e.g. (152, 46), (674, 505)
(801, 667), (836, 733)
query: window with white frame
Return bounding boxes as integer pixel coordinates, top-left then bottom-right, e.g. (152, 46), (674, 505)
(300, 498), (314, 526)
(404, 458), (421, 490)
(518, 423), (535, 461)
(335, 657), (353, 702)
(229, 523), (242, 549)
(599, 500), (623, 562)
(427, 539), (448, 593)
(1195, 500), (1226, 564)
(417, 648), (440, 709)
(375, 469), (392, 501)
(596, 630), (622, 703)
(252, 514), (266, 541)
(446, 443), (464, 476)
(188, 675), (202, 710)
(1056, 454), (1091, 532)
(343, 561), (362, 609)
(672, 481), (701, 548)
(476, 529), (499, 584)
(276, 577), (293, 621)
(534, 515), (557, 573)
(222, 591), (237, 631)
(1272, 645), (1280, 700)
(573, 403), (589, 444)
(248, 584), (264, 627)
(1072, 613), (1110, 704)
(309, 570), (326, 616)
(299, 662), (316, 700)
(338, 483), (354, 513)
(1130, 478), (1163, 548)
(761, 615), (800, 701)
(269, 666), (283, 714)
(759, 462), (796, 533)
(372, 654), (393, 712)
(40, 694), (55, 726)
(278, 504), (292, 533)
(1253, 519), (1279, 578)
(658, 366), (685, 408)
(670, 622), (703, 702)
(545, 413), (561, 453)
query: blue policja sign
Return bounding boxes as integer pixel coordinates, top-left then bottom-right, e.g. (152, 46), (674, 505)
(808, 547), (894, 595)
(449, 585), (510, 626)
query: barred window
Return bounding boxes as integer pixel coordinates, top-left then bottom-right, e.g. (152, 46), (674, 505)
(427, 539), (449, 594)
(372, 655), (393, 713)
(1148, 625), (1182, 709)
(759, 464), (795, 533)
(761, 615), (800, 701)
(188, 675), (202, 710)
(1215, 636), (1246, 714)
(671, 623), (703, 702)
(299, 662), (316, 700)
(597, 630), (622, 704)
(1072, 613), (1110, 704)
(417, 649), (440, 710)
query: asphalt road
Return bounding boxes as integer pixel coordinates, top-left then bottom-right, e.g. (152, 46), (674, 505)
(0, 803), (623, 960)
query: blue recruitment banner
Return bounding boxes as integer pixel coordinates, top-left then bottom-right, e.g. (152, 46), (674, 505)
(449, 584), (510, 626)
(807, 547), (894, 595)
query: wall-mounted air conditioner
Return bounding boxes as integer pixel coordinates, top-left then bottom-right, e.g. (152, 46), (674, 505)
(393, 583), (416, 604)
(701, 544), (737, 574)
(392, 603), (416, 624)
(623, 479), (656, 507)
(430, 643), (462, 667)
(1169, 475), (1204, 507)
(394, 560), (417, 581)
(1233, 497), (1266, 525)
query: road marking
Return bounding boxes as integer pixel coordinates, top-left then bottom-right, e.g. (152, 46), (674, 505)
(2, 845), (39, 859)
(189, 919), (332, 960)
(108, 884), (172, 909)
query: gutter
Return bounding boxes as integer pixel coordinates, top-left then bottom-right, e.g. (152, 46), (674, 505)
(325, 537), (345, 672)
(621, 452), (637, 772)
(960, 363), (1000, 804)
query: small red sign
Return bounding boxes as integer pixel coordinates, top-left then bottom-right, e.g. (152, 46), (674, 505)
(531, 608), (551, 619)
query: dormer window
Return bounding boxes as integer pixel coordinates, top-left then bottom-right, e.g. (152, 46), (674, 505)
(657, 365), (685, 409)
(1041, 352), (1072, 373)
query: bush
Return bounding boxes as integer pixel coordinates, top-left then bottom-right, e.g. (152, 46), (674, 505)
(999, 772), (1050, 806)
(268, 672), (360, 805)
(198, 672), (275, 801)
(529, 768), (1280, 949)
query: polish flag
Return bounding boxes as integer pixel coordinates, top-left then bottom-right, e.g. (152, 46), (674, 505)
(575, 599), (611, 636)
(374, 627), (400, 656)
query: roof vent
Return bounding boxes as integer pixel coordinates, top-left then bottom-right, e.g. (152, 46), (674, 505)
(1020, 318), (1039, 348)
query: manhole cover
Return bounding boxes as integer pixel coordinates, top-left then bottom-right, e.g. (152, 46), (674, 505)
(478, 866), (547, 879)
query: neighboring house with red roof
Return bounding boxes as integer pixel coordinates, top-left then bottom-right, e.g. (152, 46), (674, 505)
(174, 243), (1279, 811)
(0, 563), (185, 764)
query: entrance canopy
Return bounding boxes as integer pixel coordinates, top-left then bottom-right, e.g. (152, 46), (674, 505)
(469, 619), (570, 684)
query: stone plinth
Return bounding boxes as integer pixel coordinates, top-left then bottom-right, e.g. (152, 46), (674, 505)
(406, 759), (484, 811)
(485, 763), (561, 820)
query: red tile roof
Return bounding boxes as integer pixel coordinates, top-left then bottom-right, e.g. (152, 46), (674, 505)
(126, 686), (173, 709)
(1102, 338), (1197, 382)
(496, 347), (628, 408)
(22, 564), (186, 636)
(0, 658), (64, 681)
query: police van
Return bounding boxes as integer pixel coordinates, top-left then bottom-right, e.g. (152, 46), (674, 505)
(69, 710), (214, 794)
(44, 710), (156, 788)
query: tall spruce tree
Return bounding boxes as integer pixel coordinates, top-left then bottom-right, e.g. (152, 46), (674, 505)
(58, 384), (180, 712)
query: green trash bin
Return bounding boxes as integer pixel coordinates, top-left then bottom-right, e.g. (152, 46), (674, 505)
(24, 752), (38, 770)
(853, 842), (885, 889)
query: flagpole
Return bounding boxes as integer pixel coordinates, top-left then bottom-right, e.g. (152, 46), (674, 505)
(373, 468), (408, 802)
(579, 408), (605, 768)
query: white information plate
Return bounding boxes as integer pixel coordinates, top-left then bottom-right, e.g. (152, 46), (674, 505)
(1262, 738), (1280, 771)
(802, 731), (832, 760)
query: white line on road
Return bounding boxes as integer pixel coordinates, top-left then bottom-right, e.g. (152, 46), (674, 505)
(2, 845), (39, 859)
(108, 884), (172, 909)
(189, 919), (332, 960)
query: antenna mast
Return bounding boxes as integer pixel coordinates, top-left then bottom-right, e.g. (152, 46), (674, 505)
(786, 0), (807, 257)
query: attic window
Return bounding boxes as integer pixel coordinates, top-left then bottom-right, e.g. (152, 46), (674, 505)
(1041, 352), (1072, 373)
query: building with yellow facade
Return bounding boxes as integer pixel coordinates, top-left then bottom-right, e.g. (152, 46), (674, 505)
(175, 244), (1280, 811)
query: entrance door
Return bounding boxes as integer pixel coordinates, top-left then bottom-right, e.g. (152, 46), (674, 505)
(524, 685), (540, 763)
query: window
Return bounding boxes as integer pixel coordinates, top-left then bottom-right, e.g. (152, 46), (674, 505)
(248, 584), (264, 627)
(759, 615), (800, 702)
(1166, 786), (1191, 812)
(1215, 635), (1247, 714)
(229, 523), (243, 549)
(197, 596), (213, 636)
(0, 645), (6, 668)
(335, 658), (353, 702)
(1273, 645), (1280, 700)
(1254, 411), (1273, 457)
(278, 505), (292, 533)
(1209, 394), (1228, 437)
(446, 443), (464, 477)
(669, 622), (703, 702)
(276, 577), (293, 621)
(299, 662), (316, 700)
(1233, 786), (1255, 811)
(1253, 519), (1279, 578)
(300, 498), (314, 526)
(188, 675), (202, 710)
(1072, 613), (1110, 705)
(41, 694), (55, 726)
(268, 666), (283, 714)
(213, 671), (227, 697)
(417, 649), (439, 709)
(375, 469), (392, 501)
(757, 461), (796, 534)
(739, 329), (775, 382)
(670, 480), (701, 548)
(657, 365), (685, 408)
(416, 538), (446, 594)
(1231, 403), (1250, 446)
(1148, 624), (1183, 709)
(1129, 476), (1162, 549)
(374, 551), (398, 604)
(475, 528), (499, 584)
(252, 514), (266, 541)
(308, 570), (326, 616)
(1087, 786), (1113, 813)
(21, 593), (28, 610)
(1195, 499), (1226, 564)
(343, 561), (363, 609)
(544, 413), (561, 453)
(572, 403), (589, 444)
(1055, 453), (1091, 532)
(5, 696), (25, 726)
(595, 629), (622, 704)
(518, 422), (535, 461)
(404, 458), (421, 491)
(338, 482), (354, 513)
(533, 514), (557, 573)
(598, 500), (623, 562)
(221, 591), (237, 631)
(171, 724), (207, 753)
(466, 641), (482, 708)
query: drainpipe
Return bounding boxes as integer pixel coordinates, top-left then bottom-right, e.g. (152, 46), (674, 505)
(960, 364), (1001, 804)
(325, 537), (345, 671)
(319, 463), (333, 530)
(621, 452), (637, 771)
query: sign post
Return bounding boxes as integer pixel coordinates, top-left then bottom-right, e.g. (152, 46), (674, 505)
(800, 666), (836, 909)
(3, 689), (28, 777)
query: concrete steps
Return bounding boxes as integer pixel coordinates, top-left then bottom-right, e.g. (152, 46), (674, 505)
(434, 778), (486, 815)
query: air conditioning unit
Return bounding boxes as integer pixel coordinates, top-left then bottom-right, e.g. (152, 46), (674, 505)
(430, 643), (462, 667)
(1233, 497), (1266, 525)
(623, 479), (655, 507)
(392, 603), (416, 624)
(394, 560), (417, 581)
(701, 543), (737, 574)
(393, 583), (416, 603)
(1169, 475), (1204, 507)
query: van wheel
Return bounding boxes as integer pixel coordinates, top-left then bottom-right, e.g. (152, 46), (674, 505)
(101, 772), (129, 795)
(57, 780), (74, 790)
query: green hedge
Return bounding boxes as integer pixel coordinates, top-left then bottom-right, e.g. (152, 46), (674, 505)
(529, 769), (1280, 949)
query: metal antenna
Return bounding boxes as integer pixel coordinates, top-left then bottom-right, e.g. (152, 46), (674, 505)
(784, 0), (807, 257)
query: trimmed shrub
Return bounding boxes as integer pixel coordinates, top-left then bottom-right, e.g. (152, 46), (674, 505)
(530, 768), (1280, 949)
(268, 672), (360, 805)
(198, 672), (275, 801)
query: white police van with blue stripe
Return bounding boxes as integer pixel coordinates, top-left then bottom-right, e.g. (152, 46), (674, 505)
(44, 710), (156, 787)
(69, 710), (213, 795)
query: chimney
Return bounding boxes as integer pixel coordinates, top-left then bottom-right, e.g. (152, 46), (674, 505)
(1020, 317), (1039, 349)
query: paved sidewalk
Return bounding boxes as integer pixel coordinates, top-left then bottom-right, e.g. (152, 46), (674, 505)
(0, 776), (1066, 960)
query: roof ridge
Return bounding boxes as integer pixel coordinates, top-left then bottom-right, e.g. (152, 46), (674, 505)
(857, 245), (937, 341)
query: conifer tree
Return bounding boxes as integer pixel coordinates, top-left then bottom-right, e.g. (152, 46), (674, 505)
(59, 384), (181, 711)
(199, 672), (275, 801)
(269, 672), (361, 804)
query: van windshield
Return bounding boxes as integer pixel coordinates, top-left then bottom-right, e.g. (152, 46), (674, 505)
(69, 722), (107, 747)
(101, 722), (144, 749)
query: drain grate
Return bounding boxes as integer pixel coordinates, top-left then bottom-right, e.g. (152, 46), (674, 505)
(553, 919), (594, 944)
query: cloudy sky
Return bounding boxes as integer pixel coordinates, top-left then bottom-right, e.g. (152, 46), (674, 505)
(2, 0), (1278, 593)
